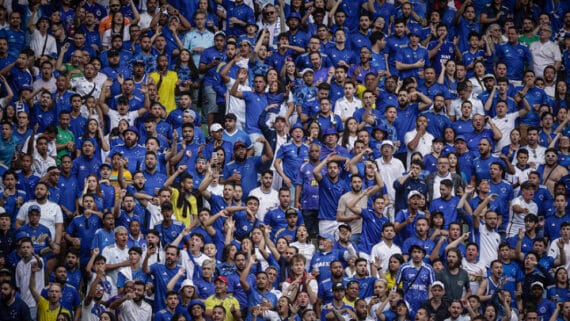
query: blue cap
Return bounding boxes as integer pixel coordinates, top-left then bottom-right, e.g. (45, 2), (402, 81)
(290, 122), (304, 134)
(323, 128), (338, 137)
(108, 150), (123, 158)
(125, 126), (139, 137)
(81, 138), (96, 147)
(133, 59), (145, 65)
(287, 12), (302, 21)
(374, 124), (388, 134)
(454, 135), (466, 142)
(189, 299), (205, 309)
(16, 231), (30, 241)
(19, 84), (32, 92)
(28, 204), (41, 213)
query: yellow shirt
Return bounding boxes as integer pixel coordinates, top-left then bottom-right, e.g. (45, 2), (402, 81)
(205, 295), (241, 321)
(356, 84), (377, 108)
(110, 169), (132, 201)
(37, 297), (71, 321)
(170, 187), (197, 227)
(384, 272), (402, 290)
(150, 71), (179, 113)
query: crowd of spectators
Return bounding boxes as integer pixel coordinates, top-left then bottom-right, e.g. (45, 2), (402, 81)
(0, 0), (570, 321)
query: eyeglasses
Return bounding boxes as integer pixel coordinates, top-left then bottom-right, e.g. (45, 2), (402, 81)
(266, 11), (275, 15)
(110, 4), (120, 7)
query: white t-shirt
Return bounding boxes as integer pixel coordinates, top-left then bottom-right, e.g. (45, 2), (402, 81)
(492, 113), (519, 153)
(15, 256), (44, 308)
(249, 187), (279, 222)
(404, 129), (435, 168)
(119, 299), (153, 321)
(17, 200), (63, 239)
(507, 196), (538, 238)
(102, 244), (129, 284)
(108, 109), (140, 130)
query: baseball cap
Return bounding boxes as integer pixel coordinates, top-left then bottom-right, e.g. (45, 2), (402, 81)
(323, 128), (338, 137)
(482, 74), (495, 80)
(332, 282), (345, 291)
(289, 122), (304, 134)
(432, 281), (445, 290)
(215, 276), (229, 285)
(285, 208), (297, 217)
(234, 141), (247, 150)
(381, 140), (395, 148)
(530, 281), (544, 289)
(210, 123), (223, 132)
(181, 279), (195, 289)
(338, 224), (352, 231)
(407, 190), (423, 200)
(189, 299), (205, 309)
(125, 126), (139, 137)
(454, 135), (466, 142)
(28, 204), (41, 213)
(183, 109), (197, 119)
(300, 68), (314, 76)
(287, 12), (302, 21)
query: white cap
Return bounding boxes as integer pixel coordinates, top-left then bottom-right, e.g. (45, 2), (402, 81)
(210, 123), (223, 132)
(408, 190), (423, 200)
(181, 279), (195, 289)
(431, 281), (445, 290)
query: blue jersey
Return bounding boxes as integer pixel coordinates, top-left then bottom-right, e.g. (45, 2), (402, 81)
(427, 41), (456, 74)
(296, 162), (320, 210)
(264, 208), (304, 238)
(429, 196), (461, 229)
(395, 45), (430, 79)
(223, 156), (264, 197)
(358, 208), (389, 254)
(396, 262), (435, 312)
(489, 180), (514, 231)
(155, 221), (185, 246)
(243, 91), (267, 134)
(385, 36), (410, 76)
(71, 155), (101, 189)
(317, 176), (350, 220)
(495, 43), (532, 81)
(276, 142), (309, 181)
(66, 214), (102, 264)
(394, 210), (427, 246)
(91, 228), (115, 252)
(17, 224), (51, 255)
(109, 144), (146, 174)
(401, 236), (436, 262)
(311, 250), (344, 283)
(149, 263), (186, 311)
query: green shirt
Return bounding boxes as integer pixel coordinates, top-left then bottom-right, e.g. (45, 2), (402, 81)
(56, 127), (74, 164)
(519, 34), (539, 47)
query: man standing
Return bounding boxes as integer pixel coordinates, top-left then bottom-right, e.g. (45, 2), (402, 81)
(109, 280), (152, 321)
(396, 245), (435, 313)
(495, 27), (532, 84)
(529, 25), (561, 78)
(313, 154), (350, 236)
(436, 248), (471, 301)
